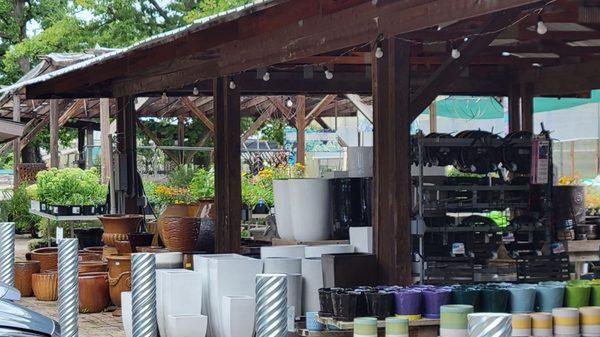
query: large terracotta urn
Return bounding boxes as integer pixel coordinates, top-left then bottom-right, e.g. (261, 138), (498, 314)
(79, 272), (110, 313)
(159, 216), (200, 252)
(29, 247), (58, 272)
(78, 251), (102, 262)
(107, 255), (131, 311)
(32, 272), (58, 301)
(14, 261), (40, 297)
(98, 214), (143, 246)
(78, 261), (108, 274)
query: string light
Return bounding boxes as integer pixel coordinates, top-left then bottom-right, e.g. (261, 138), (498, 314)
(375, 46), (384, 59)
(536, 15), (548, 35)
(229, 80), (236, 89)
(162, 92), (167, 101)
(192, 86), (199, 95)
(501, 51), (511, 57)
(286, 97), (293, 107)
(324, 68), (334, 80)
(532, 62), (543, 68)
(262, 71), (270, 82)
(451, 47), (461, 59)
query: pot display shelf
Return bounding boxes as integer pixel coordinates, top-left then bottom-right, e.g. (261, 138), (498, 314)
(564, 239), (600, 277)
(271, 238), (350, 246)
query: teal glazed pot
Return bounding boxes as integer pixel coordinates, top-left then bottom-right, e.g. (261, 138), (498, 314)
(508, 284), (536, 313)
(451, 286), (480, 311)
(480, 287), (509, 313)
(536, 282), (565, 312)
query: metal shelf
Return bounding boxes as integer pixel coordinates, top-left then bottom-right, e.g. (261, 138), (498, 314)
(425, 225), (544, 233)
(422, 185), (529, 191)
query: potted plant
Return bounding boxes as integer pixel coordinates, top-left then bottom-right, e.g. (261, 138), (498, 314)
(188, 167), (215, 218)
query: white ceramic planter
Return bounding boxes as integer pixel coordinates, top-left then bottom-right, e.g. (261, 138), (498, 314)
(121, 291), (132, 337)
(260, 245), (306, 259)
(221, 295), (255, 337)
(287, 273), (303, 317)
(208, 256), (263, 337)
(304, 244), (355, 258)
(302, 257), (323, 312)
(349, 227), (373, 253)
(273, 179), (294, 240)
(263, 257), (302, 274)
(155, 252), (183, 269)
(288, 179), (331, 242)
(166, 314), (207, 337)
(344, 146), (373, 177)
(157, 269), (202, 337)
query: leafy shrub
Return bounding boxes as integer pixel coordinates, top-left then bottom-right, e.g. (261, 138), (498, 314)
(189, 167), (215, 199)
(36, 167), (107, 205)
(168, 164), (198, 188)
(0, 184), (40, 235)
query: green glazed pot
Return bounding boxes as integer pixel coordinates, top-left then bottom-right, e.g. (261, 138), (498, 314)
(566, 280), (591, 308)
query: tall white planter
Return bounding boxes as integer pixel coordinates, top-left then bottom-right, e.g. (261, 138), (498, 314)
(302, 257), (323, 313)
(157, 269), (202, 337)
(221, 296), (255, 337)
(121, 292), (133, 337)
(344, 146), (373, 177)
(287, 273), (303, 318)
(263, 257), (302, 274)
(304, 244), (355, 258)
(288, 179), (331, 242)
(260, 245), (306, 259)
(166, 314), (207, 337)
(208, 257), (263, 337)
(155, 252), (183, 269)
(273, 179), (294, 240)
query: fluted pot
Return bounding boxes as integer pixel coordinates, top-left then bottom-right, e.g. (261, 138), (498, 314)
(98, 214), (143, 246)
(32, 272), (58, 301)
(79, 272), (110, 313)
(159, 217), (200, 252)
(29, 247), (58, 272)
(14, 261), (40, 297)
(107, 255), (131, 307)
(78, 261), (107, 274)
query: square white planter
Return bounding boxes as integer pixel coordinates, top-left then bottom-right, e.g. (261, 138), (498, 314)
(304, 244), (354, 258)
(155, 252), (183, 269)
(260, 245), (306, 259)
(166, 314), (207, 337)
(121, 291), (132, 337)
(263, 257), (302, 274)
(301, 257), (323, 313)
(156, 269), (197, 337)
(221, 295), (255, 337)
(287, 273), (303, 317)
(349, 227), (373, 253)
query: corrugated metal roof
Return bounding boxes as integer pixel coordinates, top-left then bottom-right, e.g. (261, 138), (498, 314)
(0, 0), (278, 95)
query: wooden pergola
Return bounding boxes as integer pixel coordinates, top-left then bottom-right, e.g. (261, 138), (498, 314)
(11, 0), (600, 284)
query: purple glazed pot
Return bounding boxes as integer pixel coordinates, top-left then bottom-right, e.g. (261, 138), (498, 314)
(422, 288), (452, 318)
(393, 289), (422, 316)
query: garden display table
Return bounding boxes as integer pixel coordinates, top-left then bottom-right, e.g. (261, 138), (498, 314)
(30, 208), (102, 246)
(564, 240), (600, 277)
(299, 316), (439, 337)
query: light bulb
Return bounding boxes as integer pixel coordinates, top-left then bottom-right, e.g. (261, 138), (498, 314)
(325, 69), (334, 80)
(451, 48), (461, 59)
(192, 87), (199, 95)
(229, 80), (236, 90)
(162, 92), (167, 101)
(262, 71), (270, 82)
(537, 15), (548, 35)
(532, 62), (543, 68)
(375, 46), (384, 59)
(286, 98), (293, 108)
(501, 51), (511, 57)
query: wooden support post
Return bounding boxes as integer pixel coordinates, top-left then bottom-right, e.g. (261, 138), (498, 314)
(570, 141), (576, 177)
(12, 95), (20, 188)
(372, 38), (412, 285)
(521, 82), (535, 133)
(86, 127), (94, 168)
(77, 128), (86, 169)
(177, 115), (185, 163)
(49, 100), (59, 168)
(508, 83), (521, 132)
(214, 76), (241, 253)
(99, 98), (110, 183)
(429, 101), (437, 133)
(295, 96), (306, 165)
(116, 96), (139, 214)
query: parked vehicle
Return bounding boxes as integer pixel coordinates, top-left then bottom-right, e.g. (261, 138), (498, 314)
(0, 282), (60, 336)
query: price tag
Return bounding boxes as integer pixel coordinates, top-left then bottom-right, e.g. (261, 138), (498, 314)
(503, 232), (515, 243)
(552, 242), (565, 254)
(452, 243), (465, 255)
(56, 227), (64, 242)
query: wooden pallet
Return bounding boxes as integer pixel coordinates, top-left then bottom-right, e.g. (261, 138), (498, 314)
(516, 254), (570, 282)
(424, 256), (474, 284)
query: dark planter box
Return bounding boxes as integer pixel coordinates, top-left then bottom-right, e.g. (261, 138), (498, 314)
(81, 205), (98, 215)
(97, 204), (107, 214)
(74, 227), (103, 249)
(322, 253), (378, 288)
(49, 205), (82, 216)
(39, 202), (48, 213)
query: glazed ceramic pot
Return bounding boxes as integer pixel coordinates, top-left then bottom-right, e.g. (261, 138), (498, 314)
(29, 247), (58, 272)
(166, 315), (208, 337)
(127, 232), (154, 253)
(331, 291), (359, 321)
(197, 198), (216, 220)
(365, 290), (395, 319)
(78, 251), (102, 262)
(452, 286), (481, 311)
(32, 272), (58, 301)
(114, 240), (132, 255)
(422, 288), (452, 318)
(14, 261), (40, 297)
(79, 272), (110, 313)
(107, 255), (131, 308)
(159, 216), (200, 252)
(78, 261), (108, 274)
(566, 280), (591, 308)
(156, 269), (203, 337)
(273, 179), (294, 240)
(509, 284), (536, 313)
(221, 295), (255, 337)
(480, 287), (509, 312)
(394, 289), (423, 316)
(263, 257), (302, 274)
(536, 282), (565, 312)
(288, 178), (331, 241)
(198, 218), (215, 253)
(98, 214), (143, 246)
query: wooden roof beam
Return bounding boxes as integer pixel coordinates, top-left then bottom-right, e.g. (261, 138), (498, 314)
(241, 104), (276, 142)
(181, 96), (214, 133)
(305, 94), (336, 127)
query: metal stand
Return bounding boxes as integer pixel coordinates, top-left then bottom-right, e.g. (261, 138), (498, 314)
(0, 222), (15, 286)
(131, 253), (157, 337)
(255, 274), (287, 337)
(58, 238), (79, 337)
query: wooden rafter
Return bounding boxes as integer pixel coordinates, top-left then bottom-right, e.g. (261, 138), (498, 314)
(136, 119), (180, 164)
(241, 104), (276, 142)
(184, 132), (212, 163)
(305, 94), (336, 127)
(181, 96), (214, 133)
(58, 99), (85, 126)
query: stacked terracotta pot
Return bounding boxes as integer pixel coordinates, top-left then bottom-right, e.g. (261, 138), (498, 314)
(157, 203), (213, 252)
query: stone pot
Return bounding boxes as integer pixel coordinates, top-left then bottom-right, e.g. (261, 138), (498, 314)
(127, 232), (154, 253)
(107, 255), (131, 308)
(114, 240), (132, 255)
(32, 272), (58, 301)
(159, 217), (200, 252)
(29, 247), (58, 272)
(78, 261), (108, 274)
(98, 214), (143, 246)
(14, 261), (40, 297)
(79, 272), (110, 313)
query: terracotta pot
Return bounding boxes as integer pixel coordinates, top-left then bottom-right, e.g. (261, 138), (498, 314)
(29, 247), (58, 272)
(159, 217), (200, 252)
(32, 272), (58, 301)
(102, 246), (118, 260)
(78, 251), (102, 262)
(182, 251), (203, 270)
(78, 261), (108, 274)
(137, 246), (169, 253)
(98, 214), (143, 246)
(157, 204), (205, 244)
(128, 232), (154, 253)
(14, 261), (40, 297)
(79, 272), (110, 313)
(114, 240), (132, 255)
(107, 255), (131, 307)
(83, 246), (104, 255)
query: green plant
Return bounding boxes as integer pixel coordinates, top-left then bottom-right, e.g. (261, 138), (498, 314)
(189, 167), (215, 199)
(168, 164), (198, 188)
(0, 184), (41, 235)
(36, 167), (107, 205)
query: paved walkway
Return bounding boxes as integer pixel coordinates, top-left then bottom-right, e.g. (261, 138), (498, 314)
(15, 235), (125, 337)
